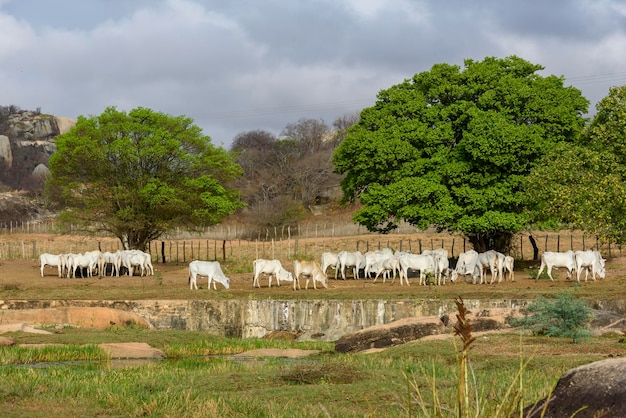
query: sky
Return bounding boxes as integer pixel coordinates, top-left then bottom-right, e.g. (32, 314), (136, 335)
(1, 0), (626, 149)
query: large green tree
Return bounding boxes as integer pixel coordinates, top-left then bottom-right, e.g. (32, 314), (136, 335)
(525, 85), (626, 244)
(333, 56), (589, 252)
(46, 106), (244, 250)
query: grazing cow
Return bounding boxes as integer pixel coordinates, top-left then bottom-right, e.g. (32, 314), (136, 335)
(293, 260), (328, 290)
(39, 253), (62, 278)
(335, 251), (366, 280)
(574, 250), (606, 282)
(320, 252), (339, 276)
(252, 259), (293, 288)
(536, 251), (575, 281)
(423, 249), (450, 285)
(502, 256), (515, 282)
(450, 250), (482, 284)
(188, 260), (230, 290)
(398, 253), (436, 285)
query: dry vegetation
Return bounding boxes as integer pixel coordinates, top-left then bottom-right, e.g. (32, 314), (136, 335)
(1, 229), (626, 302)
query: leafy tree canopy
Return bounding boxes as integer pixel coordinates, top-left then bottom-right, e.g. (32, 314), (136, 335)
(46, 106), (244, 250)
(525, 85), (626, 244)
(333, 56), (589, 251)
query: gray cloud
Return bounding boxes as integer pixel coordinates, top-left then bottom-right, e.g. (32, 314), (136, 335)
(1, 0), (625, 148)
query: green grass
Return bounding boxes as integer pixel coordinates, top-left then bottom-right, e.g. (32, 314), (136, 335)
(0, 326), (623, 417)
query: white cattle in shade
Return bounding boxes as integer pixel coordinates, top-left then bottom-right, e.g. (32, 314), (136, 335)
(293, 260), (328, 290)
(188, 260), (230, 290)
(536, 251), (576, 281)
(252, 259), (293, 288)
(574, 250), (606, 282)
(502, 255), (515, 282)
(476, 250), (503, 284)
(398, 253), (436, 286)
(103, 251), (122, 277)
(120, 250), (153, 277)
(423, 249), (450, 285)
(364, 248), (393, 278)
(320, 252), (339, 277)
(372, 256), (401, 284)
(335, 250), (366, 280)
(69, 253), (98, 278)
(39, 253), (62, 277)
(83, 250), (105, 277)
(450, 250), (482, 284)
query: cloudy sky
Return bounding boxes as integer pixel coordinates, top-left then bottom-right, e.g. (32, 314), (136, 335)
(1, 0), (626, 149)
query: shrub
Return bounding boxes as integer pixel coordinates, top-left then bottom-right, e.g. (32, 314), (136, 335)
(514, 292), (593, 343)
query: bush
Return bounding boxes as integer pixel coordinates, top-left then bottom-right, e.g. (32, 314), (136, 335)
(514, 292), (593, 343)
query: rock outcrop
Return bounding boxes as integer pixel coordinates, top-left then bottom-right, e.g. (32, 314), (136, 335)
(334, 307), (518, 353)
(0, 108), (74, 191)
(524, 357), (626, 417)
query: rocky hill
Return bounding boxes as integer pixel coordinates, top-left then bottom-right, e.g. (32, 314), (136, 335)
(0, 106), (75, 223)
(0, 106), (75, 192)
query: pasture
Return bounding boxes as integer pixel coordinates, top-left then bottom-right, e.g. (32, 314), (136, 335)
(1, 231), (626, 301)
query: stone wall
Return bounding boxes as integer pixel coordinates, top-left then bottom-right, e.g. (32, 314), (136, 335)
(1, 298), (624, 341)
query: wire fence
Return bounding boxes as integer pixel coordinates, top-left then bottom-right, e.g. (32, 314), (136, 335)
(0, 227), (620, 264)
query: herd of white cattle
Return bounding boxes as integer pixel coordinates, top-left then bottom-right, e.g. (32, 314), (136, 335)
(39, 246), (607, 291)
(39, 249), (154, 278)
(245, 247), (608, 291)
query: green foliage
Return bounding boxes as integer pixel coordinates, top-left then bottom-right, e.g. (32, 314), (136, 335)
(526, 85), (626, 244)
(333, 56), (589, 251)
(514, 293), (593, 343)
(45, 106), (244, 250)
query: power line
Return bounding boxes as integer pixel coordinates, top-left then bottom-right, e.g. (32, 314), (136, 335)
(202, 99), (373, 120)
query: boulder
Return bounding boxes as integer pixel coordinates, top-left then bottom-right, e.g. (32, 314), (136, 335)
(0, 336), (15, 346)
(334, 307), (519, 353)
(524, 357), (626, 417)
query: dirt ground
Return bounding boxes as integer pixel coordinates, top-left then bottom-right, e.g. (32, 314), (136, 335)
(1, 246), (626, 302)
(2, 235), (626, 358)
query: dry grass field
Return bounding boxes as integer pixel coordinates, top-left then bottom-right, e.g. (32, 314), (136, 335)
(1, 231), (625, 302)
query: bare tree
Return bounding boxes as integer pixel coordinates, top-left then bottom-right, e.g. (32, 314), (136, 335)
(281, 118), (330, 155)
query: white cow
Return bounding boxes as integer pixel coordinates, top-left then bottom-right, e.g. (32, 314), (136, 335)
(320, 252), (339, 276)
(103, 251), (122, 277)
(39, 253), (62, 277)
(293, 260), (328, 290)
(423, 249), (450, 285)
(502, 255), (515, 282)
(398, 253), (436, 285)
(450, 250), (482, 284)
(363, 248), (393, 278)
(476, 250), (503, 284)
(574, 250), (606, 282)
(372, 256), (401, 284)
(69, 253), (97, 278)
(536, 251), (575, 281)
(188, 260), (230, 290)
(335, 251), (366, 280)
(83, 250), (105, 277)
(120, 250), (153, 277)
(252, 259), (293, 288)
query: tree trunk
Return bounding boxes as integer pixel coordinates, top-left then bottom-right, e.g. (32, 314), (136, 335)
(528, 235), (539, 261)
(467, 232), (514, 254)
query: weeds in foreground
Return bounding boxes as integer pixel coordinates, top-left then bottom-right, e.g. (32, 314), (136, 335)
(406, 296), (547, 418)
